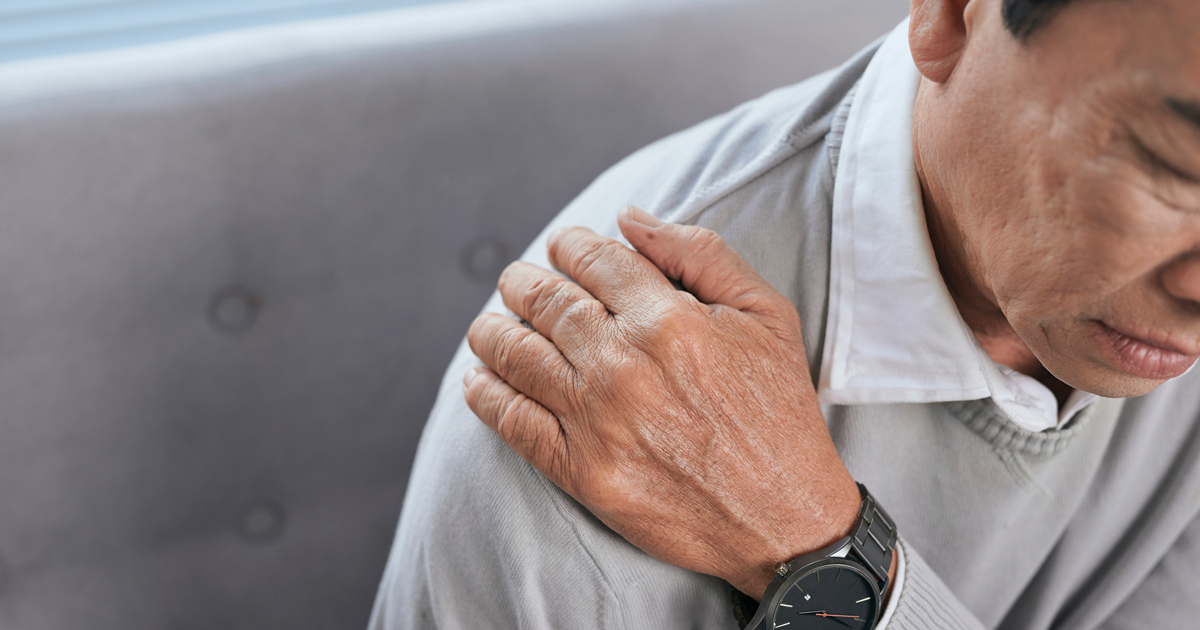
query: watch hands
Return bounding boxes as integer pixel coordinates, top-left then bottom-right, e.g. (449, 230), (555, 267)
(793, 611), (860, 627)
(820, 613), (861, 629)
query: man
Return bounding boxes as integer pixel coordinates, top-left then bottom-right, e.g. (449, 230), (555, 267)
(369, 0), (1200, 628)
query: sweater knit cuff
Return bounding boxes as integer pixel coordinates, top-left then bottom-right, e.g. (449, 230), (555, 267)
(885, 539), (986, 630)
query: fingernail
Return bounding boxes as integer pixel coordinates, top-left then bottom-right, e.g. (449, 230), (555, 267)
(626, 206), (663, 227)
(463, 367), (482, 388)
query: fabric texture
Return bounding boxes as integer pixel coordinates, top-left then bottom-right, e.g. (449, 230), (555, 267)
(370, 18), (1200, 630)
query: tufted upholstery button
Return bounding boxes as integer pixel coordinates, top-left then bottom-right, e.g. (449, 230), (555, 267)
(238, 499), (286, 543)
(207, 285), (261, 334)
(460, 237), (513, 282)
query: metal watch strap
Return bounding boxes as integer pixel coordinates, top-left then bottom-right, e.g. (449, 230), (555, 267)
(848, 483), (897, 594)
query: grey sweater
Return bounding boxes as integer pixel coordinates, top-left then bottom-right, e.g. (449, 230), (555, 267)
(368, 36), (1200, 630)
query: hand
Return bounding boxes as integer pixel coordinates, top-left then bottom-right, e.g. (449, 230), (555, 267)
(463, 206), (861, 598)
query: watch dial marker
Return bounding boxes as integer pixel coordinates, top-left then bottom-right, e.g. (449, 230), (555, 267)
(774, 565), (877, 630)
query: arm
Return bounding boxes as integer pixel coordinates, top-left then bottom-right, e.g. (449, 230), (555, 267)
(463, 208), (995, 628)
(464, 207), (859, 599)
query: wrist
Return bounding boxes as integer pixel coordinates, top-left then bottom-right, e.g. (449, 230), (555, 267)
(729, 483), (898, 630)
(732, 470), (861, 599)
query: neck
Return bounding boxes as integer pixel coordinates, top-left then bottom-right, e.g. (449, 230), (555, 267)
(912, 97), (1073, 406)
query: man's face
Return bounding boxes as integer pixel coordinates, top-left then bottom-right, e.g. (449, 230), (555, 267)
(916, 0), (1200, 398)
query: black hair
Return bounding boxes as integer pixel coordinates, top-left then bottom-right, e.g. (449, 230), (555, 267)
(1002, 0), (1079, 39)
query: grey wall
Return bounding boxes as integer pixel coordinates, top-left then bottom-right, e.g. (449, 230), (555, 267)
(0, 0), (910, 628)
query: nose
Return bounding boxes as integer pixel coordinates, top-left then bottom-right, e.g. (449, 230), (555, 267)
(1163, 253), (1200, 306)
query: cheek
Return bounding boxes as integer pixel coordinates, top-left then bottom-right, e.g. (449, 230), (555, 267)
(986, 160), (1163, 327)
(1066, 161), (1195, 294)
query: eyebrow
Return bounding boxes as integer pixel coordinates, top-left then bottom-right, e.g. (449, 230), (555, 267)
(1168, 98), (1200, 131)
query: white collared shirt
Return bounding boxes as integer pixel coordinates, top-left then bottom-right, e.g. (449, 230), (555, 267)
(816, 21), (1097, 433)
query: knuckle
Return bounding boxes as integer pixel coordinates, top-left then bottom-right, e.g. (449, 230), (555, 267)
(496, 393), (536, 444)
(554, 298), (607, 338)
(633, 301), (704, 346)
(683, 227), (727, 259)
(572, 238), (626, 278)
(497, 396), (566, 477)
(480, 380), (519, 432)
(548, 226), (588, 259)
(523, 274), (576, 322)
(607, 352), (650, 387)
(492, 326), (537, 377)
(573, 458), (629, 506)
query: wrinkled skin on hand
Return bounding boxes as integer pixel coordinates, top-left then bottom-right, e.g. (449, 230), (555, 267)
(463, 206), (862, 598)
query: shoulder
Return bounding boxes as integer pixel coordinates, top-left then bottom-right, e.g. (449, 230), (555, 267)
(369, 38), (883, 629)
(560, 36), (880, 234)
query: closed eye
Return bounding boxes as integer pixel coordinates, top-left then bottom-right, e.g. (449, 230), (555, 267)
(1129, 132), (1200, 187)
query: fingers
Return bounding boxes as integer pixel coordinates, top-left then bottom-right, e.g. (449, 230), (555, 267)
(467, 312), (576, 412)
(617, 206), (795, 329)
(498, 261), (612, 350)
(546, 225), (678, 317)
(463, 366), (568, 482)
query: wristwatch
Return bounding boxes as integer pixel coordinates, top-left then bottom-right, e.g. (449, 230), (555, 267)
(732, 484), (897, 630)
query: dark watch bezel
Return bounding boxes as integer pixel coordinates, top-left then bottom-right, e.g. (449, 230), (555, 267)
(741, 556), (882, 630)
(765, 559), (882, 629)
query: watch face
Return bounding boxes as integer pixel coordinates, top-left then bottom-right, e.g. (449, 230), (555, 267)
(770, 562), (880, 629)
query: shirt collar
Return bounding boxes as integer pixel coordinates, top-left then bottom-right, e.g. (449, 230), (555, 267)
(815, 20), (1097, 432)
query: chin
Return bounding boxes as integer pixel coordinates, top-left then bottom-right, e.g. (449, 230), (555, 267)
(1035, 320), (1196, 399)
(1049, 357), (1171, 399)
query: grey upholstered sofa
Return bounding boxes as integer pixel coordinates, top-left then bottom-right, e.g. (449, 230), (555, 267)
(0, 0), (908, 627)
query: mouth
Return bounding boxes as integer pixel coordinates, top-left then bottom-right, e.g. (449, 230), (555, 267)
(1091, 321), (1200, 381)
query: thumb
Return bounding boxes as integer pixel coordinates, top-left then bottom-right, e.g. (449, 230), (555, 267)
(618, 206), (792, 326)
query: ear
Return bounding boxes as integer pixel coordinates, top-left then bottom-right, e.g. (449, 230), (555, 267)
(909, 0), (972, 83)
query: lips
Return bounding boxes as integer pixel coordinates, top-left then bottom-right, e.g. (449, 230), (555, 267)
(1093, 321), (1200, 380)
